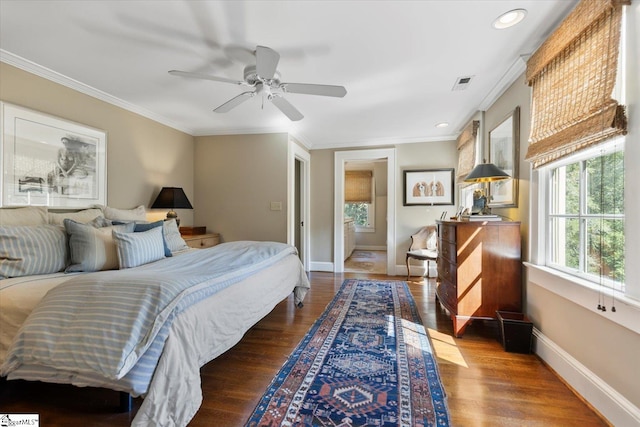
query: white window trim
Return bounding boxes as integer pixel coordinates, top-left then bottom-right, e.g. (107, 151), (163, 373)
(545, 141), (625, 290)
(528, 139), (640, 333)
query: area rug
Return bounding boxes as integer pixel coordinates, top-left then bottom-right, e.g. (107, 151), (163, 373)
(246, 279), (450, 427)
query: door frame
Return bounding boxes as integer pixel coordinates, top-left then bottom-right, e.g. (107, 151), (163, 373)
(288, 140), (310, 271)
(334, 148), (396, 274)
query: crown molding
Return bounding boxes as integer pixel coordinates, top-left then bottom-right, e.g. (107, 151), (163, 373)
(309, 133), (457, 150)
(477, 54), (529, 111)
(0, 50), (195, 135)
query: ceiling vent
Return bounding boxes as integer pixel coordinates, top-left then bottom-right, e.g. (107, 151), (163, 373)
(452, 76), (474, 91)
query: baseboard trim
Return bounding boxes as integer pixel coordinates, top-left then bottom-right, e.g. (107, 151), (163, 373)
(533, 328), (640, 426)
(393, 264), (436, 278)
(354, 245), (387, 251)
(309, 262), (333, 272)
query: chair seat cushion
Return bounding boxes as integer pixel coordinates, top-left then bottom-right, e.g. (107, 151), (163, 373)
(407, 249), (438, 259)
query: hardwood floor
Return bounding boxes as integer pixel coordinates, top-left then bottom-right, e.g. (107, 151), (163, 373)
(0, 272), (609, 426)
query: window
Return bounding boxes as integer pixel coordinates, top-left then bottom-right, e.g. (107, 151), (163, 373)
(547, 141), (625, 291)
(345, 201), (374, 231)
(344, 170), (375, 232)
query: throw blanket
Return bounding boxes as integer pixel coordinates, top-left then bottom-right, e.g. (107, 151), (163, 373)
(1, 241), (296, 383)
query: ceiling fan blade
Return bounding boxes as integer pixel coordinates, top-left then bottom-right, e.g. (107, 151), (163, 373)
(255, 46), (280, 79)
(282, 83), (347, 98)
(169, 70), (245, 85)
(213, 91), (255, 113)
(270, 96), (304, 121)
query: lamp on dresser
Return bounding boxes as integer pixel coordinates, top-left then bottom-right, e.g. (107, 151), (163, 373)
(464, 161), (510, 215)
(151, 187), (193, 226)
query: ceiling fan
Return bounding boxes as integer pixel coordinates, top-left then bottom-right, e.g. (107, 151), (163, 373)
(169, 45), (347, 121)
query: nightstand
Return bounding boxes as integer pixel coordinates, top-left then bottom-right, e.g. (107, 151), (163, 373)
(182, 233), (220, 249)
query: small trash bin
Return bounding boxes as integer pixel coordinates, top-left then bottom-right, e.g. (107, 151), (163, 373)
(496, 311), (533, 354)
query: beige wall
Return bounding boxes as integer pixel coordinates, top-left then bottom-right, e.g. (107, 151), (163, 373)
(395, 140), (457, 266)
(345, 160), (387, 249)
(309, 140), (457, 268)
(483, 73), (531, 261)
(0, 63), (195, 224)
(495, 70), (640, 419)
(194, 133), (289, 243)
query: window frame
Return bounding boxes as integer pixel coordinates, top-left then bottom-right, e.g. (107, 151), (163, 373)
(544, 139), (625, 291)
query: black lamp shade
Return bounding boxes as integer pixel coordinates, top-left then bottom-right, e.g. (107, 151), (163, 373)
(464, 163), (510, 183)
(151, 187), (193, 209)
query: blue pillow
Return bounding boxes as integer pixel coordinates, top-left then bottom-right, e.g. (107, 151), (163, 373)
(113, 226), (165, 269)
(134, 220), (172, 257)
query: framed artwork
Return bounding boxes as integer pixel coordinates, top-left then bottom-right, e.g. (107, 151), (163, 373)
(403, 168), (454, 206)
(459, 182), (483, 214)
(488, 106), (519, 207)
(1, 102), (107, 208)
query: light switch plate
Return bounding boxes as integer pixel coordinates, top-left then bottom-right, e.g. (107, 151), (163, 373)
(270, 201), (282, 211)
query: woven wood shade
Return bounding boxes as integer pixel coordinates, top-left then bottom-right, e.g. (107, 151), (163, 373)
(345, 170), (373, 203)
(456, 120), (480, 181)
(525, 0), (628, 169)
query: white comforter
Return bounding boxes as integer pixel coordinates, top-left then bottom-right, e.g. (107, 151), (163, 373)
(0, 241), (310, 426)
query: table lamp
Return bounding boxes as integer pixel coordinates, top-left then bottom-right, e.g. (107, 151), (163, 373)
(464, 161), (510, 215)
(151, 187), (193, 226)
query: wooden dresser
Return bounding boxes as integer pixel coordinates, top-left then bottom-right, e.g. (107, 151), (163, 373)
(436, 220), (522, 337)
(182, 233), (220, 249)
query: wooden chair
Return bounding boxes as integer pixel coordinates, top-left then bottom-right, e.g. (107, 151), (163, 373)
(406, 225), (438, 279)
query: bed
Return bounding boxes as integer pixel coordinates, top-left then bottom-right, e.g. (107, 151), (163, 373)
(0, 206), (310, 427)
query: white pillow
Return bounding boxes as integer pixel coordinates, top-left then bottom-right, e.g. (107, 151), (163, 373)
(113, 226), (165, 269)
(48, 208), (103, 226)
(426, 231), (438, 251)
(101, 205), (147, 222)
(64, 219), (135, 272)
(0, 206), (48, 226)
(162, 219), (189, 254)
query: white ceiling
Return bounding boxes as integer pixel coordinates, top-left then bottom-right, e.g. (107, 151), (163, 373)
(0, 0), (576, 149)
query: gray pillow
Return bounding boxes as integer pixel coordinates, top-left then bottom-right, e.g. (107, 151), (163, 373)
(47, 208), (103, 226)
(0, 206), (48, 226)
(0, 225), (68, 278)
(64, 219), (135, 272)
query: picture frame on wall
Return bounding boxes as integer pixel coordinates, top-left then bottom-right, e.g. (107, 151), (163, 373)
(0, 102), (107, 208)
(403, 168), (454, 206)
(488, 106), (519, 208)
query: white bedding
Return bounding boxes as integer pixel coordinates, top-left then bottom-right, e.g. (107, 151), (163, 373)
(0, 245), (310, 427)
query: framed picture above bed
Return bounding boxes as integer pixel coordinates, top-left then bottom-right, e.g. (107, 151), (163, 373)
(0, 102), (107, 208)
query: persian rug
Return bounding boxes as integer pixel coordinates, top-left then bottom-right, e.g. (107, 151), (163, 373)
(351, 250), (375, 259)
(246, 279), (450, 427)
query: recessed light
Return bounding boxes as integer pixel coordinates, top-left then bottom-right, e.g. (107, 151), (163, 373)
(435, 122), (449, 128)
(493, 9), (527, 29)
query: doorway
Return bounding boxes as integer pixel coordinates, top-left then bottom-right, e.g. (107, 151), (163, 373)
(288, 141), (310, 271)
(334, 148), (396, 274)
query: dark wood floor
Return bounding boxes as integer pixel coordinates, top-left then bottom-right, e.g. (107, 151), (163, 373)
(0, 272), (609, 426)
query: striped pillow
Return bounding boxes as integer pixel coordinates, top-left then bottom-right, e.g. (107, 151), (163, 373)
(163, 219), (189, 254)
(0, 225), (68, 278)
(64, 220), (135, 272)
(113, 226), (165, 269)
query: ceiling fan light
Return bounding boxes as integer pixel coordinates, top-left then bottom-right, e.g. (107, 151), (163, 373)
(493, 9), (527, 29)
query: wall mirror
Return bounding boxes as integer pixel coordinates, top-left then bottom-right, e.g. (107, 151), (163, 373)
(488, 106), (519, 208)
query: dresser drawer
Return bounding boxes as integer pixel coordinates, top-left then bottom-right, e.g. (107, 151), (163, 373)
(436, 279), (457, 314)
(439, 241), (457, 264)
(440, 223), (456, 243)
(183, 233), (220, 249)
(437, 257), (457, 285)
